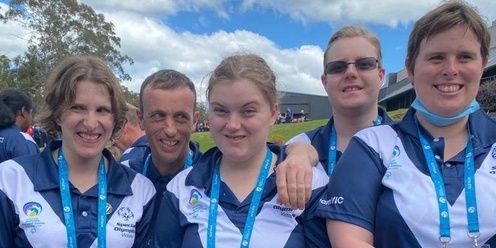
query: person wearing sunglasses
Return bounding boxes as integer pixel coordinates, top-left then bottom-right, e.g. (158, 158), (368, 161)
(321, 1), (496, 247)
(286, 25), (392, 177)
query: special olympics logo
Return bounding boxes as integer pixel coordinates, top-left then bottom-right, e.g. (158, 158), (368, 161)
(117, 207), (134, 221)
(23, 202), (42, 217)
(189, 189), (202, 205)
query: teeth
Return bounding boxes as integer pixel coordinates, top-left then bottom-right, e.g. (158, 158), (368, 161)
(79, 133), (99, 140)
(344, 87), (360, 92)
(161, 140), (177, 146)
(436, 85), (461, 93)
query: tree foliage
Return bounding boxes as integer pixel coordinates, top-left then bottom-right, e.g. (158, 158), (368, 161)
(196, 101), (208, 123)
(0, 0), (135, 104)
(476, 80), (496, 115)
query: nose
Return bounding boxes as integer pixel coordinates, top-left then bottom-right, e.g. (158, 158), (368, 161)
(226, 114), (241, 130)
(344, 64), (358, 79)
(163, 118), (178, 137)
(83, 111), (99, 130)
(442, 58), (459, 77)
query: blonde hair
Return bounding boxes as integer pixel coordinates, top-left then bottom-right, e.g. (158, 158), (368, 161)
(207, 54), (279, 108)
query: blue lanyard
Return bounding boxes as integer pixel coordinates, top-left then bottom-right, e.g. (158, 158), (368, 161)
(415, 120), (479, 247)
(327, 115), (382, 175)
(142, 149), (193, 175)
(207, 148), (273, 248)
(58, 148), (107, 248)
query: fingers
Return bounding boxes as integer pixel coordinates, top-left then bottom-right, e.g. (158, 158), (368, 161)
(276, 163), (289, 206)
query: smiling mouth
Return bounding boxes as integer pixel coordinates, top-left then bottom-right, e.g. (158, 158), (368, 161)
(226, 135), (245, 141)
(78, 132), (100, 140)
(160, 139), (178, 146)
(436, 85), (462, 93)
(343, 86), (362, 92)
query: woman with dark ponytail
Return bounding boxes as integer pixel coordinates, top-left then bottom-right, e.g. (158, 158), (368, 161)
(0, 89), (39, 163)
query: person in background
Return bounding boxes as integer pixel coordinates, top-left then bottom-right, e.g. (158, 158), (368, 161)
(0, 89), (39, 163)
(0, 55), (156, 247)
(113, 102), (148, 166)
(154, 54), (329, 247)
(322, 1), (496, 247)
(286, 25), (392, 177)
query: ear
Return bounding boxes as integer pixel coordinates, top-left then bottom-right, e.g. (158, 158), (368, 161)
(378, 68), (385, 84)
(405, 58), (414, 86)
(191, 111), (200, 133)
(270, 104), (279, 126)
(321, 74), (327, 88)
(137, 109), (145, 131)
(19, 107), (29, 118)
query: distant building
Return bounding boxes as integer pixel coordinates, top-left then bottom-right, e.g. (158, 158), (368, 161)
(279, 91), (331, 121)
(379, 21), (496, 111)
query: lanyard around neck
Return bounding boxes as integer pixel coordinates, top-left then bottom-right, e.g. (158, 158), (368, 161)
(58, 148), (107, 248)
(415, 119), (480, 247)
(207, 148), (273, 248)
(142, 149), (193, 175)
(327, 115), (382, 176)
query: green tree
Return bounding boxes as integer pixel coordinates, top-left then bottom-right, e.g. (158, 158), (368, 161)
(0, 54), (15, 89)
(196, 101), (208, 124)
(121, 85), (140, 108)
(0, 0), (133, 104)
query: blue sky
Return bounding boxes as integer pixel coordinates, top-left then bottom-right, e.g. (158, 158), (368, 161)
(1, 0), (495, 100)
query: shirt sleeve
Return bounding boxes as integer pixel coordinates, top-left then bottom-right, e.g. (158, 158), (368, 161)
(317, 136), (386, 232)
(0, 184), (18, 247)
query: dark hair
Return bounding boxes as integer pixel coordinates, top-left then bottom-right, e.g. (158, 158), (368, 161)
(139, 69), (197, 111)
(36, 55), (128, 138)
(0, 89), (33, 129)
(406, 0), (490, 74)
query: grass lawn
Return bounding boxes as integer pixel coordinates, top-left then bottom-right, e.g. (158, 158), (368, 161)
(191, 119), (328, 153)
(191, 108), (408, 153)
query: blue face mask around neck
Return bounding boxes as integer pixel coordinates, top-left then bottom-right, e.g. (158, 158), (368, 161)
(411, 98), (480, 127)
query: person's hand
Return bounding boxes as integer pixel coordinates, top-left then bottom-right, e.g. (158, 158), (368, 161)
(275, 142), (318, 209)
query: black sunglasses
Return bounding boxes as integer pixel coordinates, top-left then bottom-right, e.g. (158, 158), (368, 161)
(325, 57), (378, 75)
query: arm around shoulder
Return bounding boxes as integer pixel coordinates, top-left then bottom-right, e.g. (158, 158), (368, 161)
(327, 220), (374, 248)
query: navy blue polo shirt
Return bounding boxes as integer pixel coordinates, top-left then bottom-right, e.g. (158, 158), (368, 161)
(0, 140), (156, 247)
(154, 143), (330, 247)
(0, 125), (39, 163)
(125, 141), (202, 196)
(286, 107), (392, 174)
(119, 135), (149, 166)
(318, 108), (496, 247)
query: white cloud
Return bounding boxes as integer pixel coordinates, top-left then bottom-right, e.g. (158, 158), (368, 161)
(79, 0), (231, 19)
(103, 11), (325, 99)
(241, 0), (496, 27)
(0, 2), (29, 57)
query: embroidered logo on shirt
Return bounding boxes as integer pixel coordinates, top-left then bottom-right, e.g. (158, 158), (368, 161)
(106, 203), (112, 215)
(21, 202), (45, 234)
(189, 189), (202, 205)
(23, 202), (42, 217)
(386, 145), (402, 179)
(117, 207), (134, 221)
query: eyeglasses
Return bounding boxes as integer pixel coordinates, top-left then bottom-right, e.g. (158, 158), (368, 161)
(325, 57), (378, 75)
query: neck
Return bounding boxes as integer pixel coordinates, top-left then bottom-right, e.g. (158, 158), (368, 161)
(219, 148), (274, 202)
(416, 113), (469, 160)
(332, 107), (379, 151)
(54, 147), (105, 193)
(153, 154), (185, 176)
